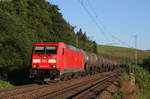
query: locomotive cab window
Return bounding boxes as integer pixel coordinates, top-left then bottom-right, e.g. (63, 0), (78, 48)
(34, 46), (57, 54)
(34, 46), (45, 54)
(46, 46), (57, 54)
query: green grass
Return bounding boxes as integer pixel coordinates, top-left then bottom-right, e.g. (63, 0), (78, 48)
(120, 73), (130, 82)
(0, 80), (14, 89)
(98, 45), (150, 63)
(113, 90), (123, 99)
(139, 90), (150, 99)
(98, 45), (133, 51)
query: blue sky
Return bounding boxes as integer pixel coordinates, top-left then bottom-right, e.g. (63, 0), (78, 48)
(47, 0), (150, 50)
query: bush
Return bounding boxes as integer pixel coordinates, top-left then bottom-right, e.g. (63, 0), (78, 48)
(142, 56), (150, 72)
(126, 63), (150, 97)
(0, 80), (14, 89)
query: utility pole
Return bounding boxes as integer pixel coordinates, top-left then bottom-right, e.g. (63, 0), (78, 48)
(130, 35), (137, 85)
(134, 35), (138, 67)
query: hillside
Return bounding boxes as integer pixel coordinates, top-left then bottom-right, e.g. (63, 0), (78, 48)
(98, 45), (150, 63)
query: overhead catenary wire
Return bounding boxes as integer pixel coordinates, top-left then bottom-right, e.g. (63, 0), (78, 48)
(86, 0), (115, 43)
(87, 0), (132, 47)
(77, 0), (133, 48)
(77, 0), (111, 43)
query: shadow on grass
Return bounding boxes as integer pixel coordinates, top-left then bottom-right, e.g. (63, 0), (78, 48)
(6, 67), (35, 86)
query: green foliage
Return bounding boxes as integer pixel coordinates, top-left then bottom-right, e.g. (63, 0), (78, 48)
(76, 29), (98, 53)
(139, 90), (150, 99)
(126, 63), (150, 96)
(0, 80), (14, 89)
(142, 56), (150, 72)
(0, 0), (98, 84)
(120, 74), (130, 82)
(113, 90), (123, 99)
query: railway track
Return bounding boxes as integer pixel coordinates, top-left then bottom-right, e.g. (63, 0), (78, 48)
(38, 69), (122, 99)
(0, 84), (51, 98)
(0, 69), (123, 99)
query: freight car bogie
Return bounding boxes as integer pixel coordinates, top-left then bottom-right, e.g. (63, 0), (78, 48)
(85, 64), (102, 74)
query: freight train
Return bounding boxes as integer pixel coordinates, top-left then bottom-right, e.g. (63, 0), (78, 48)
(29, 42), (120, 82)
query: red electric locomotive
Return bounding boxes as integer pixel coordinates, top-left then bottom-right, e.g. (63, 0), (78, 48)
(30, 42), (85, 81)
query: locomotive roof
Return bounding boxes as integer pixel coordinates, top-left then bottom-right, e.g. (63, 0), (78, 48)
(33, 42), (62, 46)
(33, 42), (83, 52)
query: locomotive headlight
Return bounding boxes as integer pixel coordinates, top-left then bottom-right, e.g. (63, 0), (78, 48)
(48, 59), (56, 63)
(33, 64), (38, 68)
(33, 59), (41, 63)
(51, 65), (56, 68)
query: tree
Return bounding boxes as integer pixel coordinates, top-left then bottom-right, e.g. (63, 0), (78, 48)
(142, 56), (150, 72)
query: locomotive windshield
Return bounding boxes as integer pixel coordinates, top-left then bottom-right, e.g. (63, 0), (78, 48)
(34, 46), (57, 54)
(46, 46), (57, 54)
(34, 46), (45, 54)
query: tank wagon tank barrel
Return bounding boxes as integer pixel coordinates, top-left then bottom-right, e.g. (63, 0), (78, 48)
(83, 51), (120, 73)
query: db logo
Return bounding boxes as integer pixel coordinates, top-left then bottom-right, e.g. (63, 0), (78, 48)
(42, 59), (47, 63)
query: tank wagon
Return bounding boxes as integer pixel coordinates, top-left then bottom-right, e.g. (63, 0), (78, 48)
(30, 42), (120, 81)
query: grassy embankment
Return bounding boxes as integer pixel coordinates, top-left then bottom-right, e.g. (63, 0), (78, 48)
(113, 64), (150, 99)
(98, 45), (150, 99)
(98, 45), (150, 63)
